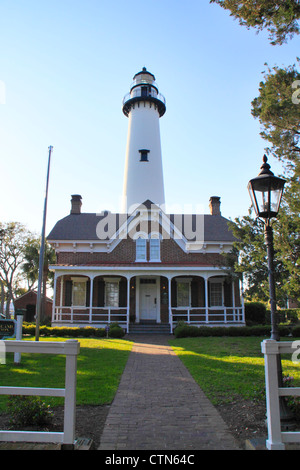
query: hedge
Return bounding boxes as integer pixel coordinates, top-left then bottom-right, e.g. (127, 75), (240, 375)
(22, 324), (125, 338)
(21, 322), (300, 339)
(173, 323), (299, 338)
(266, 308), (300, 324)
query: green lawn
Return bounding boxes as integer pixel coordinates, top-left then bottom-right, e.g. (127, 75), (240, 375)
(169, 336), (300, 405)
(0, 337), (133, 411)
(2, 335), (300, 413)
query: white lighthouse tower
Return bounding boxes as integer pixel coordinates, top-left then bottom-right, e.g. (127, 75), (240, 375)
(122, 68), (166, 213)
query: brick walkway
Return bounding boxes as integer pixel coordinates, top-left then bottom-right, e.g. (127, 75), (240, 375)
(98, 335), (240, 450)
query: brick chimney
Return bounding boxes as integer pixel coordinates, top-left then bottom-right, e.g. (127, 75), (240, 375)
(70, 194), (82, 214)
(209, 196), (221, 216)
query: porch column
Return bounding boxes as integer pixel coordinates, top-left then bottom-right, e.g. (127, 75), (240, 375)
(204, 277), (209, 323)
(232, 280), (236, 320)
(126, 276), (130, 333)
(52, 273), (58, 323)
(168, 277), (172, 333)
(241, 277), (245, 323)
(60, 275), (64, 311)
(89, 275), (94, 323)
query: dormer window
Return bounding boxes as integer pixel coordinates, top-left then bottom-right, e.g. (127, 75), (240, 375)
(149, 238), (160, 262)
(139, 149), (149, 162)
(136, 238), (147, 261)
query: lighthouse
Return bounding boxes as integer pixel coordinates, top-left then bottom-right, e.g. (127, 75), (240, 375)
(122, 68), (166, 213)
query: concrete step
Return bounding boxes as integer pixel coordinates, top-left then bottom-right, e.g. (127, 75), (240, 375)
(128, 323), (171, 334)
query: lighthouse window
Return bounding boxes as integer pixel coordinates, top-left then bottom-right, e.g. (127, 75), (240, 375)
(139, 149), (150, 162)
(141, 86), (148, 97)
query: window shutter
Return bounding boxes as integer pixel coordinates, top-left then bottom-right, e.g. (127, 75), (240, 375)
(119, 279), (127, 307)
(97, 280), (105, 307)
(191, 280), (198, 307)
(224, 281), (231, 307)
(86, 280), (91, 307)
(171, 280), (177, 307)
(65, 280), (72, 306)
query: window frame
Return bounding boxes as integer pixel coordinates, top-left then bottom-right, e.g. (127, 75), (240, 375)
(104, 278), (120, 308)
(149, 238), (161, 262)
(209, 280), (224, 307)
(71, 278), (88, 307)
(139, 149), (150, 162)
(176, 278), (191, 308)
(136, 238), (147, 262)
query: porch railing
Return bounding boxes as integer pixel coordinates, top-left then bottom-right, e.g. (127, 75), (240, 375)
(53, 307), (129, 332)
(171, 306), (244, 327)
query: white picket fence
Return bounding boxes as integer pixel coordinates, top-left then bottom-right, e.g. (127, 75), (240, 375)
(0, 339), (80, 446)
(262, 339), (300, 450)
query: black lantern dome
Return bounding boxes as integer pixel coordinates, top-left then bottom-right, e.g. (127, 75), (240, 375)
(248, 155), (285, 220)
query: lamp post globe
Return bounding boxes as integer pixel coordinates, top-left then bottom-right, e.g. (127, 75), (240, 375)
(248, 155), (285, 221)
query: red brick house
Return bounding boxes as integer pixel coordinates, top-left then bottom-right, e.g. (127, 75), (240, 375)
(14, 290), (53, 323)
(47, 197), (244, 332)
(47, 69), (245, 332)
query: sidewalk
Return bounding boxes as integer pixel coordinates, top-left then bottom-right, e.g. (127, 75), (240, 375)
(98, 335), (241, 450)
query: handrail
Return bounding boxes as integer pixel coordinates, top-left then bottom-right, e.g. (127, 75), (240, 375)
(123, 91), (166, 106)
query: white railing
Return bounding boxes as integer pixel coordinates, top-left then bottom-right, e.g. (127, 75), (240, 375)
(123, 90), (166, 106)
(171, 306), (244, 327)
(261, 339), (300, 450)
(0, 340), (80, 446)
(53, 307), (129, 332)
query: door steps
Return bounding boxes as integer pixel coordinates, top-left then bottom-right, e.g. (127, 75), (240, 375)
(128, 323), (171, 335)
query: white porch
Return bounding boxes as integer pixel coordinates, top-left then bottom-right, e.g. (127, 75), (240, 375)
(51, 266), (245, 333)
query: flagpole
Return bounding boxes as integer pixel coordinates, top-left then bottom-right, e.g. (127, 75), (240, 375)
(35, 145), (53, 341)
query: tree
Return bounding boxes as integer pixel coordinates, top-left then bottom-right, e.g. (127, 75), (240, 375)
(210, 0), (300, 45)
(22, 238), (56, 320)
(275, 175), (300, 302)
(251, 62), (300, 302)
(251, 61), (300, 171)
(22, 238), (55, 290)
(225, 212), (289, 304)
(0, 222), (33, 318)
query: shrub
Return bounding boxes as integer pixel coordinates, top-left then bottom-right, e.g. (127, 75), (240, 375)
(108, 323), (125, 338)
(292, 325), (300, 337)
(7, 396), (54, 427)
(245, 302), (266, 325)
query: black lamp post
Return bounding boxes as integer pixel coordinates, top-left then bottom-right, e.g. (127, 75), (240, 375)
(248, 155), (285, 341)
(248, 155), (295, 429)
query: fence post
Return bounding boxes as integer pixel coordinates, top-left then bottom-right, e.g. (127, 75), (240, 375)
(262, 339), (285, 450)
(62, 340), (79, 448)
(14, 310), (24, 364)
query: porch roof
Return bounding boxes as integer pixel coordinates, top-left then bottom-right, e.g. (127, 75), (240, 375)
(49, 263), (230, 278)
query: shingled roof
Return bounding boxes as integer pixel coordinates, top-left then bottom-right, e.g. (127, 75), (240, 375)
(47, 210), (236, 243)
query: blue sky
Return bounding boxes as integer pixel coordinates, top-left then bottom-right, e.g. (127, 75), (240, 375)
(0, 0), (299, 235)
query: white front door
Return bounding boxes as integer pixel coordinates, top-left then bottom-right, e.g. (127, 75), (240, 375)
(140, 281), (157, 320)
